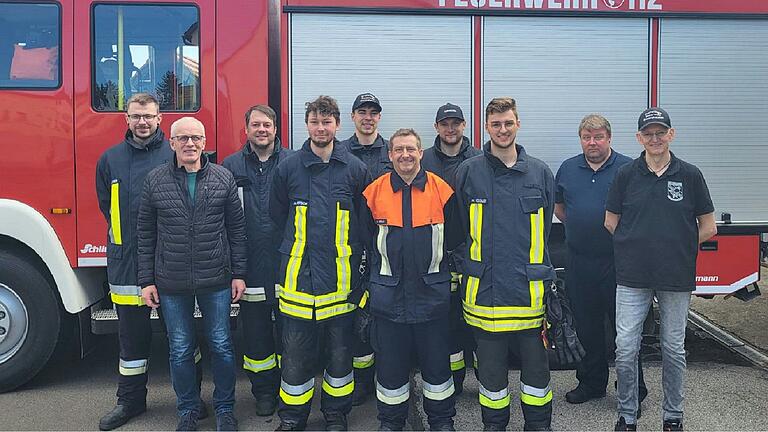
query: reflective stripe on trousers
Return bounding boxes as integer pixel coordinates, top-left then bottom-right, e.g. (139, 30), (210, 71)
(280, 377), (315, 406)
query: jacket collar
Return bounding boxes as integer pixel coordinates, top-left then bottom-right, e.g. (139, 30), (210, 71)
(483, 141), (529, 174)
(577, 148), (618, 172)
(347, 134), (386, 151)
(242, 137), (284, 161)
(634, 150), (681, 177)
(432, 135), (472, 159)
(390, 167), (427, 192)
(300, 138), (347, 167)
(171, 152), (210, 175)
(124, 128), (166, 151)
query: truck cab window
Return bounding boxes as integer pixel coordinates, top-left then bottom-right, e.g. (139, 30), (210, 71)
(92, 4), (200, 112)
(0, 2), (60, 89)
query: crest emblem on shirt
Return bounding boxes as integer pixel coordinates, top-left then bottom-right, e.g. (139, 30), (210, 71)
(667, 181), (683, 202)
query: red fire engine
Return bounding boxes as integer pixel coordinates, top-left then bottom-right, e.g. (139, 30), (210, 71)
(0, 0), (766, 392)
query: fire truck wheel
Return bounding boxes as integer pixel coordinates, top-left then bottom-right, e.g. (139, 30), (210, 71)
(0, 250), (61, 393)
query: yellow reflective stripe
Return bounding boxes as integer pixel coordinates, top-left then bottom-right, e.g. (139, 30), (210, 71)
(464, 314), (545, 333)
(520, 389), (553, 407)
(284, 205), (307, 295)
(244, 353), (278, 373)
(280, 387), (314, 406)
(279, 288), (315, 306)
(450, 351), (465, 371)
(353, 353), (374, 369)
(469, 203), (483, 261)
(462, 301), (545, 318)
(335, 203), (352, 296)
(322, 371), (354, 398)
(529, 207), (544, 264)
(110, 181), (122, 245)
(530, 280), (545, 309)
(279, 299), (313, 320)
(479, 384), (510, 409)
(316, 303), (355, 321)
(119, 358), (147, 376)
(377, 381), (410, 405)
(377, 225), (392, 276)
(277, 354), (282, 368)
(465, 275), (480, 305)
(428, 223), (444, 273)
(358, 291), (369, 309)
(423, 378), (455, 401)
(110, 292), (145, 306)
(314, 292), (349, 307)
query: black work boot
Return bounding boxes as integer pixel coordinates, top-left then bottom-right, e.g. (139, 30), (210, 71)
(254, 395), (278, 416)
(324, 413), (348, 431)
(98, 404), (147, 431)
(565, 385), (606, 404)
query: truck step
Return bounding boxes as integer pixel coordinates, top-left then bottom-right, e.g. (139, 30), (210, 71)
(90, 304), (240, 335)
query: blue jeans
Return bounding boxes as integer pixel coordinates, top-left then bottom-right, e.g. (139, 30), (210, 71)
(161, 288), (236, 417)
(615, 285), (690, 424)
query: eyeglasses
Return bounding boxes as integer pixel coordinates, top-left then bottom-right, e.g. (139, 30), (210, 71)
(127, 114), (158, 122)
(640, 130), (669, 140)
(488, 121), (517, 131)
(171, 135), (205, 144)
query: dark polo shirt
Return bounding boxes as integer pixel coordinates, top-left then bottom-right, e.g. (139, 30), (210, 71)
(606, 151), (714, 292)
(555, 150), (632, 257)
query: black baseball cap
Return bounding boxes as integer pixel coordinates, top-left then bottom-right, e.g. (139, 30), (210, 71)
(352, 93), (382, 111)
(638, 107), (672, 131)
(435, 103), (465, 123)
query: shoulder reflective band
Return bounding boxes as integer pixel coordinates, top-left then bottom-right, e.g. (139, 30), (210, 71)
(422, 377), (455, 401)
(529, 207), (545, 309)
(322, 370), (354, 398)
(119, 358), (148, 376)
(428, 223), (445, 274)
(110, 180), (122, 245)
(280, 378), (315, 406)
(335, 202), (352, 295)
(479, 383), (510, 410)
(377, 225), (392, 276)
(520, 382), (552, 407)
(243, 353), (278, 373)
(377, 381), (410, 405)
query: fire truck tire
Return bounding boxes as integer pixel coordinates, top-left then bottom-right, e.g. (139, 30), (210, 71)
(0, 250), (61, 393)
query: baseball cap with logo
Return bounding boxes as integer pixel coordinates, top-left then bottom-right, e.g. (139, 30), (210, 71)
(352, 93), (382, 112)
(638, 107), (672, 131)
(435, 103), (465, 123)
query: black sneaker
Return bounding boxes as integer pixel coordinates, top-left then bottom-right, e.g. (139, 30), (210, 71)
(255, 395), (277, 416)
(663, 419), (684, 431)
(176, 411), (199, 431)
(216, 411), (238, 431)
(275, 421), (305, 431)
(324, 413), (348, 431)
(614, 417), (637, 432)
(98, 404), (147, 431)
(565, 385), (606, 404)
(430, 422), (456, 431)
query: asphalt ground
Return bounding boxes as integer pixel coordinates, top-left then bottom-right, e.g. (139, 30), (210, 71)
(1, 317), (766, 431)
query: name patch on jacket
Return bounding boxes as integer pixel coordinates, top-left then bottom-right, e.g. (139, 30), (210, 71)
(375, 219), (387, 225)
(292, 200), (308, 206)
(470, 198), (487, 204)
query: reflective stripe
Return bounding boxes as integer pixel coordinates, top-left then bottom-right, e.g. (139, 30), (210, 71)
(469, 202), (483, 261)
(463, 313), (545, 333)
(423, 377), (455, 401)
(314, 291), (351, 307)
(465, 276), (480, 306)
(353, 353), (375, 369)
(244, 353), (278, 373)
(280, 288), (315, 306)
(242, 286), (267, 302)
(283, 205), (307, 296)
(450, 351), (466, 371)
(110, 180), (122, 245)
(520, 382), (553, 407)
(428, 223), (444, 274)
(315, 302), (355, 321)
(450, 272), (461, 293)
(277, 354), (282, 368)
(462, 301), (545, 318)
(194, 347), (202, 364)
(376, 381), (410, 405)
(479, 383), (510, 410)
(280, 378), (315, 406)
(335, 202), (352, 297)
(237, 186), (244, 211)
(377, 225), (392, 276)
(358, 291), (369, 309)
(322, 371), (354, 398)
(279, 299), (313, 320)
(529, 207), (545, 309)
(119, 358), (147, 376)
(109, 284), (145, 306)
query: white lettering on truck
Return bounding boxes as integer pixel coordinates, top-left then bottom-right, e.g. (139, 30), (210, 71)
(438, 0), (660, 10)
(80, 244), (107, 254)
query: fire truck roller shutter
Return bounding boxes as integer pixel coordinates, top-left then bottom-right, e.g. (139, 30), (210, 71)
(482, 17), (649, 177)
(658, 19), (768, 223)
(288, 14), (472, 149)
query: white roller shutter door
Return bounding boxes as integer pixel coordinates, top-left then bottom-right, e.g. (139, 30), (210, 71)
(483, 17), (649, 171)
(289, 14), (472, 148)
(659, 19), (768, 223)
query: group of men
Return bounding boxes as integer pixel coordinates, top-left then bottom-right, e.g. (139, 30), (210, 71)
(95, 90), (716, 432)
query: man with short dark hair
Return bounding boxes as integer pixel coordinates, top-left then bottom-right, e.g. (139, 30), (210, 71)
(421, 103), (481, 395)
(223, 104), (292, 417)
(362, 128), (459, 431)
(340, 92), (389, 405)
(606, 107), (717, 432)
(555, 114), (647, 408)
(271, 95), (371, 431)
(96, 93), (205, 431)
(138, 117), (247, 432)
(455, 97), (555, 431)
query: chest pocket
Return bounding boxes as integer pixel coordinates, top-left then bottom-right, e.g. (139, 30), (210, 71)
(519, 185), (546, 214)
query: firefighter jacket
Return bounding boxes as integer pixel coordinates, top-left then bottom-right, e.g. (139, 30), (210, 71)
(137, 154), (248, 295)
(222, 139), (293, 303)
(362, 168), (461, 323)
(454, 142), (556, 333)
(421, 136), (482, 189)
(341, 133), (392, 179)
(269, 139), (372, 322)
(95, 129), (172, 306)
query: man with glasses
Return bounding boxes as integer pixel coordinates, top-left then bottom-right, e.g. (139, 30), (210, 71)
(554, 114), (647, 409)
(138, 117), (247, 431)
(96, 93), (205, 430)
(340, 92), (389, 406)
(422, 103), (481, 395)
(605, 108), (717, 432)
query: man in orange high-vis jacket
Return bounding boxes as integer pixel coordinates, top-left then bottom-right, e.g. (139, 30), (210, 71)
(362, 128), (462, 431)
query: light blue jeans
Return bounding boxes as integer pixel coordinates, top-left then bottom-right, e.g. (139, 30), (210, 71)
(615, 285), (690, 424)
